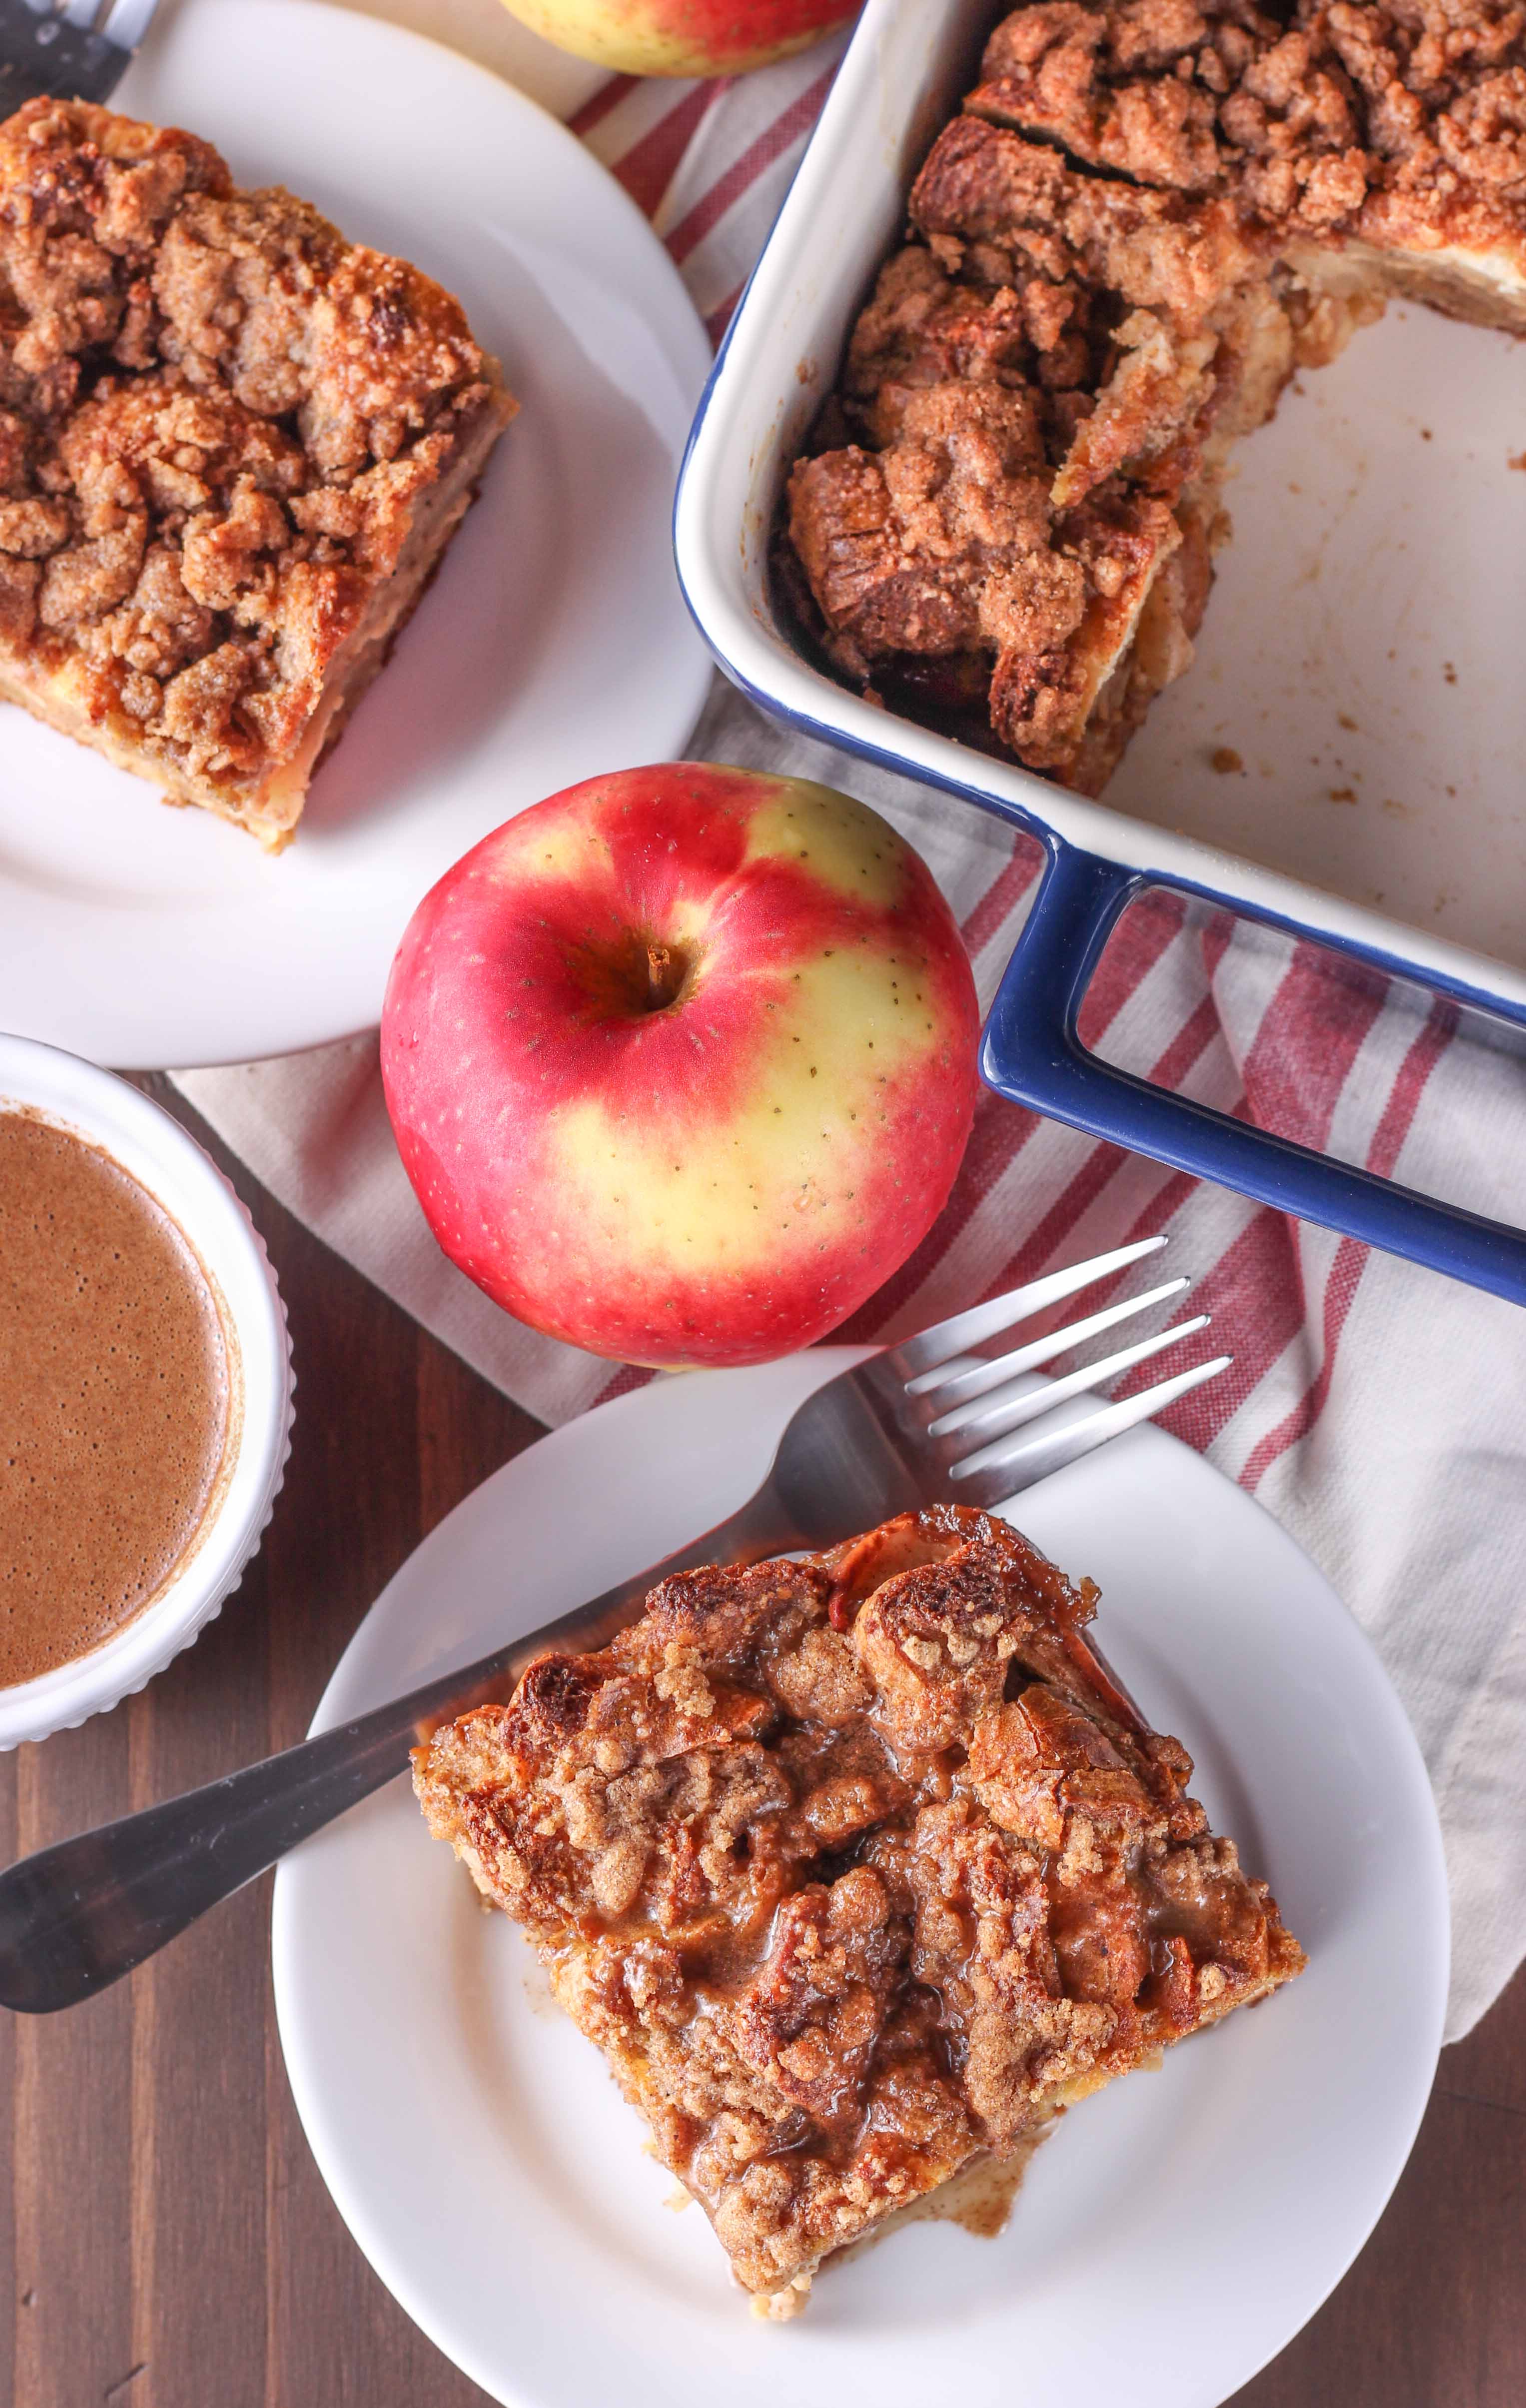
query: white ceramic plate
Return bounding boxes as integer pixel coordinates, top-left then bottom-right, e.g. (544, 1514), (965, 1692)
(273, 1349), (1448, 2408)
(0, 0), (711, 1070)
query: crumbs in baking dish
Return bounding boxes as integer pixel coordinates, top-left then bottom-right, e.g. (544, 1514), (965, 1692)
(782, 0), (1526, 793)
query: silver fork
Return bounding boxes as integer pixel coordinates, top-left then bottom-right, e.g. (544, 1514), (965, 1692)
(0, 0), (160, 111)
(0, 1235), (1226, 2013)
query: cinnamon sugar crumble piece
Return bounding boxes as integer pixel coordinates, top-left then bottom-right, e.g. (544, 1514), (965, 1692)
(782, 0), (1526, 794)
(0, 98), (514, 849)
(414, 1506), (1304, 2312)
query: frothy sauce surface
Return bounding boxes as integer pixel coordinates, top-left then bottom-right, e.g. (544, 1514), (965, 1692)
(0, 1109), (230, 1686)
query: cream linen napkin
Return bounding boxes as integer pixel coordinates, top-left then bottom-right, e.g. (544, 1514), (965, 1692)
(175, 679), (1526, 2046)
(168, 0), (1526, 2045)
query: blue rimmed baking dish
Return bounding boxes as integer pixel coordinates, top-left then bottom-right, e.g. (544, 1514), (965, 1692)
(673, 0), (1526, 1307)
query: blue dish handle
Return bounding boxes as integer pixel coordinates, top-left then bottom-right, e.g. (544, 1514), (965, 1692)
(981, 839), (1526, 1308)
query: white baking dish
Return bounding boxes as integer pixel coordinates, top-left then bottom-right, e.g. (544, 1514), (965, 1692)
(674, 0), (1526, 1303)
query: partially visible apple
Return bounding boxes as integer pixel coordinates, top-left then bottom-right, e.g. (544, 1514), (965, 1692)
(381, 763), (978, 1368)
(498, 0), (856, 77)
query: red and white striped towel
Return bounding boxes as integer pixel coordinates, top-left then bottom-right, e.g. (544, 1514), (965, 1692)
(176, 20), (1526, 2042)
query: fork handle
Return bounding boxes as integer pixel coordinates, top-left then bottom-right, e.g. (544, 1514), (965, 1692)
(0, 1483), (795, 2015)
(0, 24), (116, 113)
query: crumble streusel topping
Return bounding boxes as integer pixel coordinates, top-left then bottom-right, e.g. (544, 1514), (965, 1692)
(0, 98), (511, 841)
(783, 0), (1526, 790)
(415, 1506), (1304, 2308)
(969, 0), (1526, 225)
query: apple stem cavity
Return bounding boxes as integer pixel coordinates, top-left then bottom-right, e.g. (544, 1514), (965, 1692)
(645, 940), (687, 1013)
(562, 926), (694, 1021)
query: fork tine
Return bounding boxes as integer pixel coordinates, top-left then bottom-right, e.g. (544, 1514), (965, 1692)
(953, 1354), (1232, 1507)
(914, 1275), (1189, 1411)
(101, 0), (159, 43)
(895, 1235), (1169, 1381)
(941, 1316), (1210, 1455)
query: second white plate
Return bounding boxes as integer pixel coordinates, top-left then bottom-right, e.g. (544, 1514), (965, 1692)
(273, 1348), (1447, 2408)
(0, 0), (712, 1069)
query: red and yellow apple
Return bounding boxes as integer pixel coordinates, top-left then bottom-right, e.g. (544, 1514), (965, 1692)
(497, 0), (856, 77)
(381, 763), (978, 1368)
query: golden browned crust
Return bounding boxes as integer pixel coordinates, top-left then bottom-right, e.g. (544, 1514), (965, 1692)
(414, 1506), (1304, 2310)
(0, 98), (515, 848)
(782, 0), (1526, 790)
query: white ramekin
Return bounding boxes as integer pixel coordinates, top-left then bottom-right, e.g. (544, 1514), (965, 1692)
(0, 1032), (294, 1748)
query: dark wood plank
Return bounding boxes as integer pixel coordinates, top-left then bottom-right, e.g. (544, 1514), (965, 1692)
(2, 1089), (1522, 2407)
(140, 1088), (534, 2408)
(123, 1459), (271, 2408)
(1233, 1960), (1526, 2407)
(10, 1712), (137, 2408)
(1437, 1950), (1526, 2117)
(0, 1703), (13, 2401)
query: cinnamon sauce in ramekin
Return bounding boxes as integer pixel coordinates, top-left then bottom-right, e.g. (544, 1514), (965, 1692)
(0, 1108), (232, 1686)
